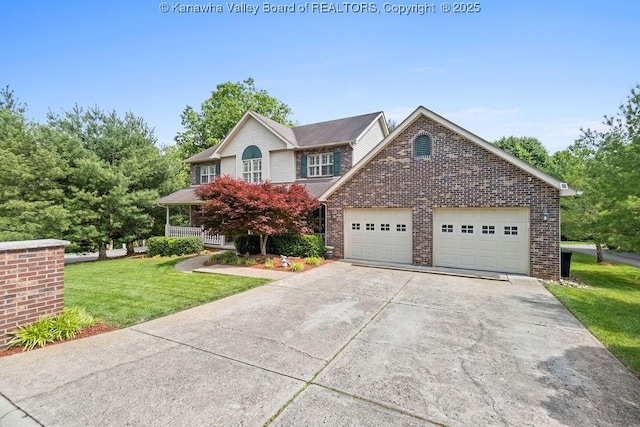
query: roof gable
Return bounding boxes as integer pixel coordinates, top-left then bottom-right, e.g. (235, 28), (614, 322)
(319, 106), (578, 200)
(185, 110), (387, 161)
(212, 111), (296, 158)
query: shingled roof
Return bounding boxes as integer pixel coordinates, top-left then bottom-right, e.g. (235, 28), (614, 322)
(185, 110), (384, 163)
(293, 112), (383, 147)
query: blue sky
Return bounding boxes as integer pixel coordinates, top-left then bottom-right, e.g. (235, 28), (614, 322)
(3, 1), (638, 153)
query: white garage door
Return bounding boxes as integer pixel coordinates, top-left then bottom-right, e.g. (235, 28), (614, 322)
(433, 208), (529, 274)
(344, 208), (412, 264)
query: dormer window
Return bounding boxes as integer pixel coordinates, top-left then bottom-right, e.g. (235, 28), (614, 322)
(242, 145), (262, 183)
(414, 134), (432, 158)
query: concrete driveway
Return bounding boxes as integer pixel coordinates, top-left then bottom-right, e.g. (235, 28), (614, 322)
(1, 263), (639, 426)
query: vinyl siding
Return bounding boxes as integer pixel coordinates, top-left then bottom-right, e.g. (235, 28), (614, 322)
(353, 120), (385, 164)
(217, 116), (289, 181)
(220, 156), (236, 177)
(270, 150), (295, 183)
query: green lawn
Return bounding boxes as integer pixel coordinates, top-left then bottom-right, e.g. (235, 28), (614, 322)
(64, 256), (269, 328)
(546, 252), (640, 376)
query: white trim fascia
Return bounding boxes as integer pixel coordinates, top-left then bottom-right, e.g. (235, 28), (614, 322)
(353, 112), (388, 144)
(319, 106), (579, 201)
(210, 111), (295, 159)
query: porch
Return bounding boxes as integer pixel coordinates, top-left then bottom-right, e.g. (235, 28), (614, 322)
(165, 225), (226, 247)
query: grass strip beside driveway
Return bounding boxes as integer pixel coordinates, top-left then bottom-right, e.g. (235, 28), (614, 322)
(65, 256), (270, 328)
(546, 252), (640, 376)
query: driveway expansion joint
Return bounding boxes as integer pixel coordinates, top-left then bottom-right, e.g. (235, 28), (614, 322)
(129, 328), (308, 384)
(0, 391), (43, 427)
(264, 276), (416, 425)
(210, 322), (327, 363)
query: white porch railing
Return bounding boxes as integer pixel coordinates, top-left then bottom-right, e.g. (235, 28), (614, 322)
(165, 225), (225, 247)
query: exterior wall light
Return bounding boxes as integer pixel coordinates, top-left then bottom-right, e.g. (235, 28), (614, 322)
(542, 208), (549, 222)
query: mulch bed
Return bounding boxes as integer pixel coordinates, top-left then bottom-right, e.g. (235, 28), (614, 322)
(206, 254), (335, 272)
(0, 322), (117, 358)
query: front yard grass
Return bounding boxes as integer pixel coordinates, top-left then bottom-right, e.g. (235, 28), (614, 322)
(64, 256), (269, 328)
(545, 252), (640, 376)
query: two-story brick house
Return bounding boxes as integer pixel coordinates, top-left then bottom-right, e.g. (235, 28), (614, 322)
(158, 110), (388, 245)
(159, 106), (577, 279)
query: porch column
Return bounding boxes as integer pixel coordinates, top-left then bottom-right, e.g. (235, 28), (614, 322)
(165, 205), (170, 237)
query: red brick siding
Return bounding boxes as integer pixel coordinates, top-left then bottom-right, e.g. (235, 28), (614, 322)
(0, 245), (66, 349)
(295, 145), (353, 180)
(325, 115), (561, 280)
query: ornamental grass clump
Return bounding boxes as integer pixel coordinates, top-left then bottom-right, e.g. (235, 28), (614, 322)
(7, 308), (97, 351)
(289, 262), (305, 272)
(304, 257), (323, 266)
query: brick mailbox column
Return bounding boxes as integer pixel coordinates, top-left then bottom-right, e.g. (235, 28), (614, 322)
(0, 239), (69, 349)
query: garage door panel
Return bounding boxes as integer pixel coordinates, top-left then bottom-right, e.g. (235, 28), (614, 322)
(434, 208), (529, 275)
(344, 209), (412, 264)
(459, 239), (476, 251)
(480, 256), (498, 269)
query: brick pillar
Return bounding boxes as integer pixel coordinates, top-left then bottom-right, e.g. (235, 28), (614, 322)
(0, 239), (69, 349)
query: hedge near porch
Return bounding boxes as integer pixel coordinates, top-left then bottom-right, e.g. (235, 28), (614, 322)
(235, 234), (324, 257)
(147, 236), (204, 256)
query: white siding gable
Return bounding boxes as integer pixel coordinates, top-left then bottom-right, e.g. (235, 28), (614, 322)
(270, 151), (295, 183)
(217, 116), (290, 180)
(353, 120), (385, 165)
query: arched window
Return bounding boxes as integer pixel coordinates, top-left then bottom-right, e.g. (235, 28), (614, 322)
(242, 145), (262, 183)
(414, 134), (431, 158)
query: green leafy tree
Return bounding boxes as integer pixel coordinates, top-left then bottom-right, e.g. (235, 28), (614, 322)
(175, 78), (294, 158)
(47, 106), (181, 258)
(0, 87), (70, 241)
(494, 136), (553, 173)
(559, 85), (640, 259)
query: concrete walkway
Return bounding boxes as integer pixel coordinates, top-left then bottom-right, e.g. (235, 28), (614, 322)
(174, 254), (295, 280)
(561, 243), (640, 268)
(1, 262), (638, 426)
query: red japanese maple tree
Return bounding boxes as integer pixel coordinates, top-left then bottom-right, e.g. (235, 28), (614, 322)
(195, 176), (321, 255)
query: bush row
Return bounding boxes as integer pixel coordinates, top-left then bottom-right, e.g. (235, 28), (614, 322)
(234, 234), (325, 257)
(147, 236), (204, 256)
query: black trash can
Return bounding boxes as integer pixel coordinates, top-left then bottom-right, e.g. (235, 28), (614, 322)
(561, 249), (572, 277)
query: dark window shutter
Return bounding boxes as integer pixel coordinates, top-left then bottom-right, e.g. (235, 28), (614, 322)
(195, 166), (201, 184)
(215, 163), (221, 176)
(301, 155), (307, 178)
(414, 135), (431, 158)
(333, 151), (341, 176)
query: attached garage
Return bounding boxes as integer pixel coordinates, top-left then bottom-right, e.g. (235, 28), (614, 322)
(433, 208), (530, 275)
(344, 208), (412, 264)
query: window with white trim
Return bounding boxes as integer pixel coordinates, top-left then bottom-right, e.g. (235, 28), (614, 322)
(308, 153), (334, 177)
(242, 159), (262, 183)
(200, 166), (211, 184)
(242, 145), (262, 183)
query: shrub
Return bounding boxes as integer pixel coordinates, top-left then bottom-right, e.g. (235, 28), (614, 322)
(264, 258), (275, 269)
(234, 234), (261, 255)
(269, 234), (325, 258)
(245, 258), (258, 266)
(305, 257), (323, 266)
(7, 308), (97, 351)
(147, 236), (203, 256)
(289, 262), (305, 272)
